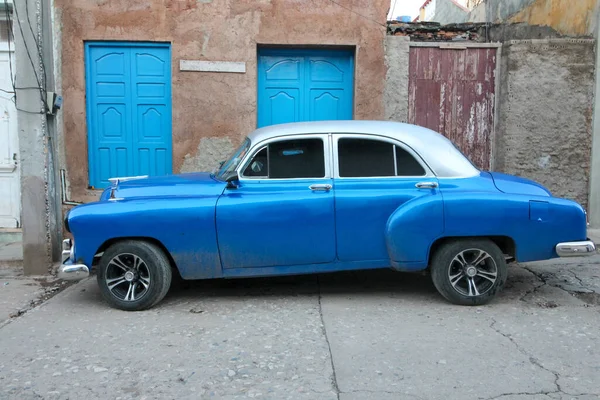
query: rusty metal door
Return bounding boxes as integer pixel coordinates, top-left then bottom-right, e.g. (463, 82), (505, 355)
(408, 46), (497, 170)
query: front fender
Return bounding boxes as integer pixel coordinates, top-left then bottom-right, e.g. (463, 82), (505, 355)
(385, 193), (444, 270)
(67, 196), (222, 279)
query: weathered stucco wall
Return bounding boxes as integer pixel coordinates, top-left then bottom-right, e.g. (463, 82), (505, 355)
(384, 36), (409, 122)
(56, 0), (388, 201)
(469, 0), (598, 36)
(508, 0), (598, 36)
(495, 39), (595, 208)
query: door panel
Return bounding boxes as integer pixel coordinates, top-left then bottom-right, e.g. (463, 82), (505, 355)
(216, 180), (336, 269)
(257, 48), (354, 128)
(334, 179), (438, 261)
(333, 135), (436, 262)
(86, 43), (172, 189)
(216, 134), (335, 269)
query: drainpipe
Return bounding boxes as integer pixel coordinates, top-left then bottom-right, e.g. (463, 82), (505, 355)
(60, 169), (82, 206)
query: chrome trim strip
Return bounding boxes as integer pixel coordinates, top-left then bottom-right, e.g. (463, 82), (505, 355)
(555, 240), (596, 257)
(393, 145), (398, 176)
(108, 175), (148, 185)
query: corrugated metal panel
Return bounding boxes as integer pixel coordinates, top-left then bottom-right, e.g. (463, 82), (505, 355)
(408, 47), (496, 170)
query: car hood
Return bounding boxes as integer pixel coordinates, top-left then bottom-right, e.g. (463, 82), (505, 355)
(487, 172), (552, 197)
(100, 172), (226, 201)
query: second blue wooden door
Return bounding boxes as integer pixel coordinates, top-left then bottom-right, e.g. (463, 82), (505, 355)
(86, 43), (172, 189)
(257, 48), (354, 128)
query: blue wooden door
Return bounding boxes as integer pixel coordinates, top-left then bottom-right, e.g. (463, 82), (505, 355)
(257, 48), (354, 128)
(86, 43), (172, 189)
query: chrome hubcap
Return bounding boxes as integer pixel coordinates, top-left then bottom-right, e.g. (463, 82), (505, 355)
(124, 271), (135, 282)
(448, 249), (498, 297)
(105, 253), (151, 302)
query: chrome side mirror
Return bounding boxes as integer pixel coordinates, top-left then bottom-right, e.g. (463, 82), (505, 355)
(225, 172), (239, 189)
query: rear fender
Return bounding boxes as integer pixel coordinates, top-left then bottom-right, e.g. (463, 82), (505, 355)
(385, 194), (444, 270)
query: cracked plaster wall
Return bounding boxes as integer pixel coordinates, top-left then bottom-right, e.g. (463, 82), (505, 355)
(495, 39), (596, 209)
(55, 0), (389, 203)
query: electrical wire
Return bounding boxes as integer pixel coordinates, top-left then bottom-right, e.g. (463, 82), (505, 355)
(25, 0), (47, 92)
(328, 0), (387, 28)
(390, 0), (399, 21)
(11, 0), (49, 112)
(16, 107), (45, 114)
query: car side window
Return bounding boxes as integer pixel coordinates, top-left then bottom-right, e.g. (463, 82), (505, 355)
(395, 145), (426, 176)
(243, 138), (326, 179)
(338, 138), (425, 177)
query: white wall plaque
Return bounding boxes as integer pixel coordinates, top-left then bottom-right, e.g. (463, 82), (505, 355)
(179, 60), (246, 73)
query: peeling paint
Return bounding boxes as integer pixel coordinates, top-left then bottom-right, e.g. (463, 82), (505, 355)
(407, 47), (496, 169)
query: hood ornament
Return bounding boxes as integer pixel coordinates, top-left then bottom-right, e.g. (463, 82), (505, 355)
(107, 175), (148, 201)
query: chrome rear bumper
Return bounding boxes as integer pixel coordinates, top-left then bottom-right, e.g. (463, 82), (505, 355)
(58, 239), (89, 281)
(556, 240), (596, 257)
(58, 262), (89, 280)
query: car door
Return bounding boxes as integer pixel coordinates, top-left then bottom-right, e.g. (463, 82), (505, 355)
(333, 134), (439, 262)
(216, 134), (336, 269)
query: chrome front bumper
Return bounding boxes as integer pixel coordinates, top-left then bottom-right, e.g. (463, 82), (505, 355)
(58, 239), (89, 281)
(556, 240), (597, 257)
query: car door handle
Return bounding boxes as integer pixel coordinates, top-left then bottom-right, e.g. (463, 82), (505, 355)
(309, 184), (332, 191)
(415, 181), (438, 189)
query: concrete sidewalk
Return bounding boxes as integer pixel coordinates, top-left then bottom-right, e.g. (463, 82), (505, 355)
(0, 241), (23, 267)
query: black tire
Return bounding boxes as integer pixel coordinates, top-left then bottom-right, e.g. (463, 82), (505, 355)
(430, 239), (507, 306)
(97, 240), (172, 311)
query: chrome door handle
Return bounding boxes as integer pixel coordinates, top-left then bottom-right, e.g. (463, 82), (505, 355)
(415, 181), (438, 189)
(309, 184), (332, 191)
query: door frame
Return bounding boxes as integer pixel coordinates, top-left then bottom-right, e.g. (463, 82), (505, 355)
(84, 41), (172, 188)
(256, 46), (356, 128)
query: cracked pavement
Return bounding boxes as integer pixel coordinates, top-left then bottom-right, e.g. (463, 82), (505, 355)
(0, 253), (599, 400)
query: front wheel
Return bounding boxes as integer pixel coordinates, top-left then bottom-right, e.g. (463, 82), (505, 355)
(430, 239), (507, 306)
(97, 240), (172, 311)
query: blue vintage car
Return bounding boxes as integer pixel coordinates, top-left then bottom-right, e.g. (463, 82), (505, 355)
(60, 121), (596, 310)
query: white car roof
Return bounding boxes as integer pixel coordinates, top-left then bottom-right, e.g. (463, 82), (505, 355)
(246, 120), (479, 178)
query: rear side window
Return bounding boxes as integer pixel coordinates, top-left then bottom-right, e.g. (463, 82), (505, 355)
(243, 138), (325, 179)
(338, 138), (425, 178)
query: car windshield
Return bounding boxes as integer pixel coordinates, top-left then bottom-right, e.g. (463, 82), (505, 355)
(214, 137), (251, 180)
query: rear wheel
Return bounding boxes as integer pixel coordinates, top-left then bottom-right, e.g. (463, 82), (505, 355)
(430, 239), (507, 306)
(97, 240), (172, 311)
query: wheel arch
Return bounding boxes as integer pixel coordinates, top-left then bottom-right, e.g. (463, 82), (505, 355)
(428, 235), (517, 266)
(93, 236), (181, 278)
